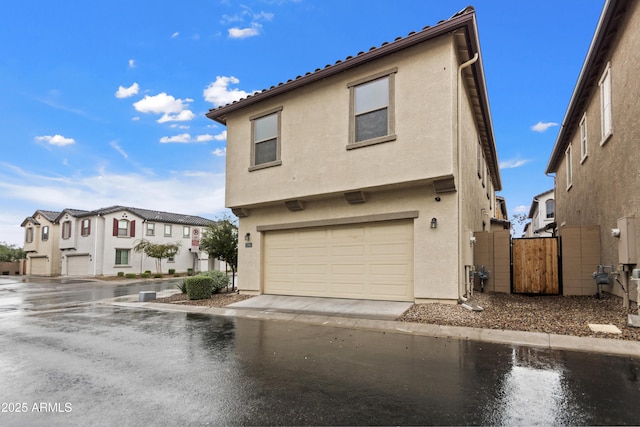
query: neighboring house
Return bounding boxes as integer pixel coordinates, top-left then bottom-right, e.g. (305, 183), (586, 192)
(22, 206), (219, 277)
(21, 210), (62, 276)
(491, 196), (510, 232)
(525, 189), (555, 237)
(206, 7), (502, 303)
(545, 0), (639, 297)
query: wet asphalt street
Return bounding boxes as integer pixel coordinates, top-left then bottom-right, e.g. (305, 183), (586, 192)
(1, 278), (640, 426)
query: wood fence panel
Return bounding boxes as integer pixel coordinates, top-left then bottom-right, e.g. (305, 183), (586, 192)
(512, 238), (560, 294)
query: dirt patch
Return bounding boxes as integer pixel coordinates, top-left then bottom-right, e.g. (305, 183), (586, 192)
(155, 288), (253, 308)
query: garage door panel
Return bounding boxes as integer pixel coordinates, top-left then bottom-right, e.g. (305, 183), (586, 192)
(67, 255), (90, 276)
(264, 220), (413, 301)
(31, 258), (47, 276)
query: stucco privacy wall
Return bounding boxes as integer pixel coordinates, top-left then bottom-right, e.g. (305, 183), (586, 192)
(553, 0), (639, 300)
(238, 185), (459, 302)
(224, 37), (455, 209)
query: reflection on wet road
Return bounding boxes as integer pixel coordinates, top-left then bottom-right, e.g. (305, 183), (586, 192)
(1, 302), (639, 426)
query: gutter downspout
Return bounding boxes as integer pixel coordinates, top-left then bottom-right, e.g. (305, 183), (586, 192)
(457, 52), (479, 302)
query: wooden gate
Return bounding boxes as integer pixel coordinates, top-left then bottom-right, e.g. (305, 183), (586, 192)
(512, 237), (560, 294)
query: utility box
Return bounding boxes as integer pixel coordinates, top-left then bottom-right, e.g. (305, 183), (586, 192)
(618, 216), (637, 265)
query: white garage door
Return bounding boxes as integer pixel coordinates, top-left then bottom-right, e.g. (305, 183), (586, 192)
(30, 257), (48, 276)
(67, 255), (90, 276)
(264, 220), (414, 301)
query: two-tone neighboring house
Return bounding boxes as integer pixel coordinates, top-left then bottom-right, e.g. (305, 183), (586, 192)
(206, 7), (502, 303)
(21, 210), (62, 276)
(546, 0), (639, 298)
(525, 189), (555, 237)
(22, 206), (219, 277)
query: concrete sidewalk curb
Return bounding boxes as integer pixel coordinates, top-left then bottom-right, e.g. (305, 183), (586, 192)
(106, 300), (640, 359)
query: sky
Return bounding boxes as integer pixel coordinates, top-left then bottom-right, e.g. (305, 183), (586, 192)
(0, 0), (606, 246)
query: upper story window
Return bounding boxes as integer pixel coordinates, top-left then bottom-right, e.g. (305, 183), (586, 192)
(112, 219), (135, 238)
(62, 221), (72, 240)
(477, 138), (483, 179)
(25, 227), (34, 243)
(164, 224), (172, 237)
(183, 226), (190, 238)
(348, 68), (397, 149)
(146, 223), (155, 236)
(599, 62), (612, 145)
(545, 199), (555, 219)
(579, 113), (588, 162)
(81, 219), (91, 237)
(41, 226), (49, 241)
(565, 143), (573, 190)
(250, 107), (283, 171)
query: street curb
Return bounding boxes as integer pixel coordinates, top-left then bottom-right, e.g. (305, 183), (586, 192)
(106, 300), (640, 359)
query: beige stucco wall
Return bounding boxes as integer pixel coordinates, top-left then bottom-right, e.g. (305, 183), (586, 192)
(225, 36), (456, 209)
(237, 184), (460, 301)
(23, 215), (61, 276)
(555, 1), (640, 299)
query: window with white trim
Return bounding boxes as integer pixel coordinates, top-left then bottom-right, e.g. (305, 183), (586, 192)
(183, 226), (190, 238)
(118, 220), (129, 237)
(164, 224), (172, 237)
(115, 249), (130, 266)
(348, 68), (397, 148)
(546, 199), (555, 219)
(146, 223), (155, 236)
(579, 113), (588, 162)
(599, 62), (612, 144)
(565, 143), (573, 190)
(250, 107), (282, 170)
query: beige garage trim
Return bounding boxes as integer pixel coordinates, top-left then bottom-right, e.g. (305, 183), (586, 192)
(263, 219), (414, 302)
(30, 257), (48, 276)
(67, 254), (90, 276)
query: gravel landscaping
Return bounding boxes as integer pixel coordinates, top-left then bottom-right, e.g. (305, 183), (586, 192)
(155, 289), (640, 341)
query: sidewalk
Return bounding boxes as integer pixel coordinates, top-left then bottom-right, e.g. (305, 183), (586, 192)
(104, 290), (640, 359)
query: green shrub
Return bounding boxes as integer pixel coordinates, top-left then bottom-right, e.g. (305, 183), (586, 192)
(153, 274), (163, 278)
(185, 276), (214, 300)
(187, 268), (194, 276)
(197, 271), (229, 294)
(117, 271), (125, 277)
(141, 272), (151, 279)
(173, 273), (181, 278)
(176, 280), (187, 294)
(125, 273), (137, 279)
(144, 270), (152, 274)
(168, 268), (175, 275)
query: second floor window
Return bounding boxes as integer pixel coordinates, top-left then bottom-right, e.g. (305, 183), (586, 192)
(112, 219), (135, 238)
(565, 144), (573, 190)
(41, 226), (49, 241)
(183, 226), (190, 238)
(164, 224), (172, 237)
(348, 68), (396, 147)
(250, 107), (282, 169)
(62, 221), (72, 239)
(546, 199), (555, 219)
(26, 227), (34, 243)
(81, 219), (91, 237)
(147, 223), (155, 236)
(599, 62), (612, 143)
(580, 113), (588, 162)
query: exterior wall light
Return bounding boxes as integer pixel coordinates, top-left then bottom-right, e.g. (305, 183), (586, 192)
(430, 218), (438, 229)
(244, 232), (251, 241)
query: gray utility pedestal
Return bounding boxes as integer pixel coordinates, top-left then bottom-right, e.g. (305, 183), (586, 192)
(138, 291), (157, 302)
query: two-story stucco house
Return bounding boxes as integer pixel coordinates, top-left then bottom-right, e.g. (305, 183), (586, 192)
(546, 0), (639, 300)
(206, 7), (502, 303)
(21, 210), (63, 276)
(21, 206), (219, 277)
(525, 189), (555, 237)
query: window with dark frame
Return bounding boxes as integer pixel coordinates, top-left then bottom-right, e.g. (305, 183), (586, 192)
(41, 226), (49, 241)
(147, 223), (155, 236)
(546, 199), (555, 219)
(81, 219), (91, 237)
(62, 221), (72, 239)
(115, 249), (129, 265)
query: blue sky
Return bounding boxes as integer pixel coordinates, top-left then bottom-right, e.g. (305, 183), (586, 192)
(0, 0), (605, 246)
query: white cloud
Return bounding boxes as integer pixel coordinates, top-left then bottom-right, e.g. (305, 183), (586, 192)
(0, 163), (226, 243)
(212, 148), (226, 157)
(35, 134), (76, 146)
(203, 76), (254, 107)
(228, 23), (262, 39)
(115, 82), (140, 99)
(160, 134), (192, 144)
(253, 11), (274, 21)
(110, 141), (128, 159)
(171, 32), (180, 38)
(499, 158), (531, 169)
(513, 205), (529, 214)
(531, 121), (559, 132)
(195, 131), (226, 142)
(128, 59), (136, 68)
(133, 93), (195, 123)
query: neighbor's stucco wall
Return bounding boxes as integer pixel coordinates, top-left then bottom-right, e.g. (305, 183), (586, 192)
(555, 0), (640, 298)
(225, 36), (456, 209)
(23, 214), (61, 276)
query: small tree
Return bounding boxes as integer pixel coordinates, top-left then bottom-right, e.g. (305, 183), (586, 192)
(510, 213), (529, 237)
(0, 242), (25, 262)
(133, 239), (181, 274)
(199, 217), (238, 291)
